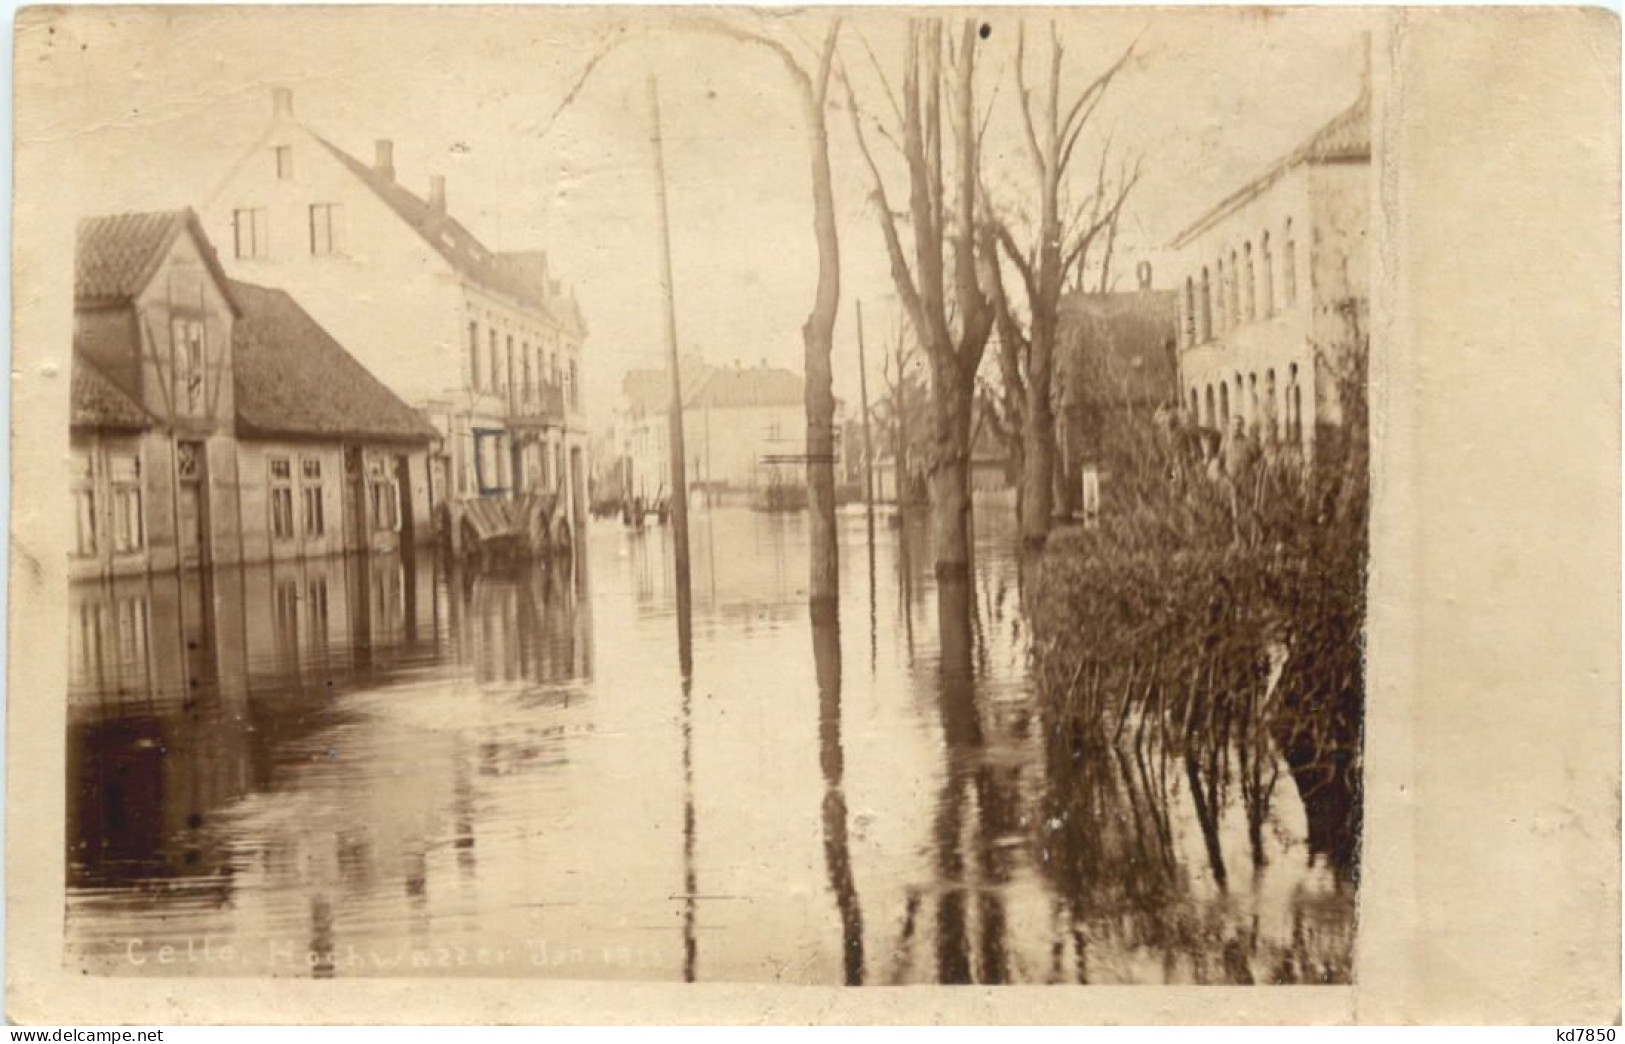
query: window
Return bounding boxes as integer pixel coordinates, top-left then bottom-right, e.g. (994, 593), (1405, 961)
(233, 208), (269, 260)
(455, 435), (468, 495)
(366, 456), (400, 530)
(1200, 267), (1212, 342)
(270, 457), (295, 539)
(1260, 233), (1274, 317)
(468, 321), (481, 390)
(171, 316), (206, 414)
(301, 457), (325, 537)
(1213, 258), (1226, 334)
(1228, 249), (1240, 326)
(521, 342), (533, 400)
(275, 146), (294, 180)
(1183, 277), (1197, 346)
(568, 360), (579, 408)
(1244, 242), (1256, 320)
(506, 335), (516, 393)
(110, 454), (143, 552)
(370, 481), (400, 531)
(1204, 385), (1216, 428)
(72, 449), (96, 557)
(489, 328), (501, 392)
(1284, 219), (1298, 306)
(309, 203), (342, 256)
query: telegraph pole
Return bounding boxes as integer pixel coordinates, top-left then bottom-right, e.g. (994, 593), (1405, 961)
(649, 75), (693, 658)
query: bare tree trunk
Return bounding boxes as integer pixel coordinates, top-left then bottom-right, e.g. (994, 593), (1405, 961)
(846, 17), (994, 579)
(801, 27), (842, 610)
(930, 371), (976, 578)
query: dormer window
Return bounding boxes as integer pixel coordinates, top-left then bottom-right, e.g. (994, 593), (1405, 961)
(275, 146), (294, 180)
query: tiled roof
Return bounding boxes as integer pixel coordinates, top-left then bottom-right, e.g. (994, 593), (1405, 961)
(689, 364), (804, 409)
(1169, 91), (1371, 249)
(76, 209), (240, 312)
(230, 280), (437, 443)
(314, 137), (586, 335)
(71, 353), (150, 431)
(623, 359), (804, 415)
(1058, 289), (1180, 407)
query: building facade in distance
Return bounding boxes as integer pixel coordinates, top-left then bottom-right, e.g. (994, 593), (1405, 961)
(1168, 86), (1369, 464)
(617, 358), (825, 506)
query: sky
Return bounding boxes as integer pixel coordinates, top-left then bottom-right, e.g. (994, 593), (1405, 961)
(18, 6), (1369, 422)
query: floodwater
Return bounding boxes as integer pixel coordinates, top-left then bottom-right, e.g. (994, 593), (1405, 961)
(66, 503), (1354, 984)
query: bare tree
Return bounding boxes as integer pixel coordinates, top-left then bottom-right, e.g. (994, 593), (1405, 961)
(541, 15), (844, 610)
(845, 18), (997, 579)
(986, 24), (1140, 545)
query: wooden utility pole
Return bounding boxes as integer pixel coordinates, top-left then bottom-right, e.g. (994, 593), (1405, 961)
(856, 301), (875, 527)
(649, 76), (693, 635)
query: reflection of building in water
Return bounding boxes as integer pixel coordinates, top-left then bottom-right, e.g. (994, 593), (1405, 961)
(67, 553), (448, 890)
(444, 560), (591, 689)
(71, 210), (438, 582)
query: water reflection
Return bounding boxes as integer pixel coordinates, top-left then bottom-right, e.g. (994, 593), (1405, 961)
(66, 506), (1352, 982)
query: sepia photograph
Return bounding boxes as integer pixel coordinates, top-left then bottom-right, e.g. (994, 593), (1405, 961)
(7, 2), (1619, 1026)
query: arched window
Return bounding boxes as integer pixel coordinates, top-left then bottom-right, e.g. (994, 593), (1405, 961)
(1219, 382), (1230, 427)
(1205, 384), (1216, 428)
(1265, 369), (1279, 442)
(1183, 277), (1197, 346)
(1229, 249), (1241, 326)
(1284, 219), (1298, 307)
(1190, 387), (1200, 419)
(1287, 362), (1302, 442)
(1261, 232), (1275, 316)
(1244, 242), (1256, 320)
(1247, 373), (1260, 431)
(1213, 259), (1225, 335)
(1200, 267), (1212, 342)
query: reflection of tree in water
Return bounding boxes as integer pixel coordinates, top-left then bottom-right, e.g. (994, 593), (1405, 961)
(914, 576), (1027, 985)
(811, 606), (865, 984)
(1035, 711), (1353, 984)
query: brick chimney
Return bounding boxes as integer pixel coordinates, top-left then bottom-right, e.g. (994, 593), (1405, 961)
(271, 87), (294, 118)
(428, 175), (446, 214)
(374, 139), (395, 182)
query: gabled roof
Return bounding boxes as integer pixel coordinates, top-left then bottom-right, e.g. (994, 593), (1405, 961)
(1169, 90), (1371, 250)
(229, 280), (437, 444)
(689, 364), (804, 409)
(623, 359), (805, 415)
(76, 209), (241, 314)
(71, 353), (151, 431)
(1058, 288), (1180, 407)
(314, 137), (586, 335)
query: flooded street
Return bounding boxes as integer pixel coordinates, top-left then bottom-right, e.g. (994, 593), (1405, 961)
(67, 504), (1352, 984)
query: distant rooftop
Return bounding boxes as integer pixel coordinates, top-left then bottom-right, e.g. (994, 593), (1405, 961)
(1058, 287), (1180, 407)
(230, 279), (437, 444)
(623, 358), (806, 416)
(1169, 90), (1371, 250)
(315, 137), (586, 335)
